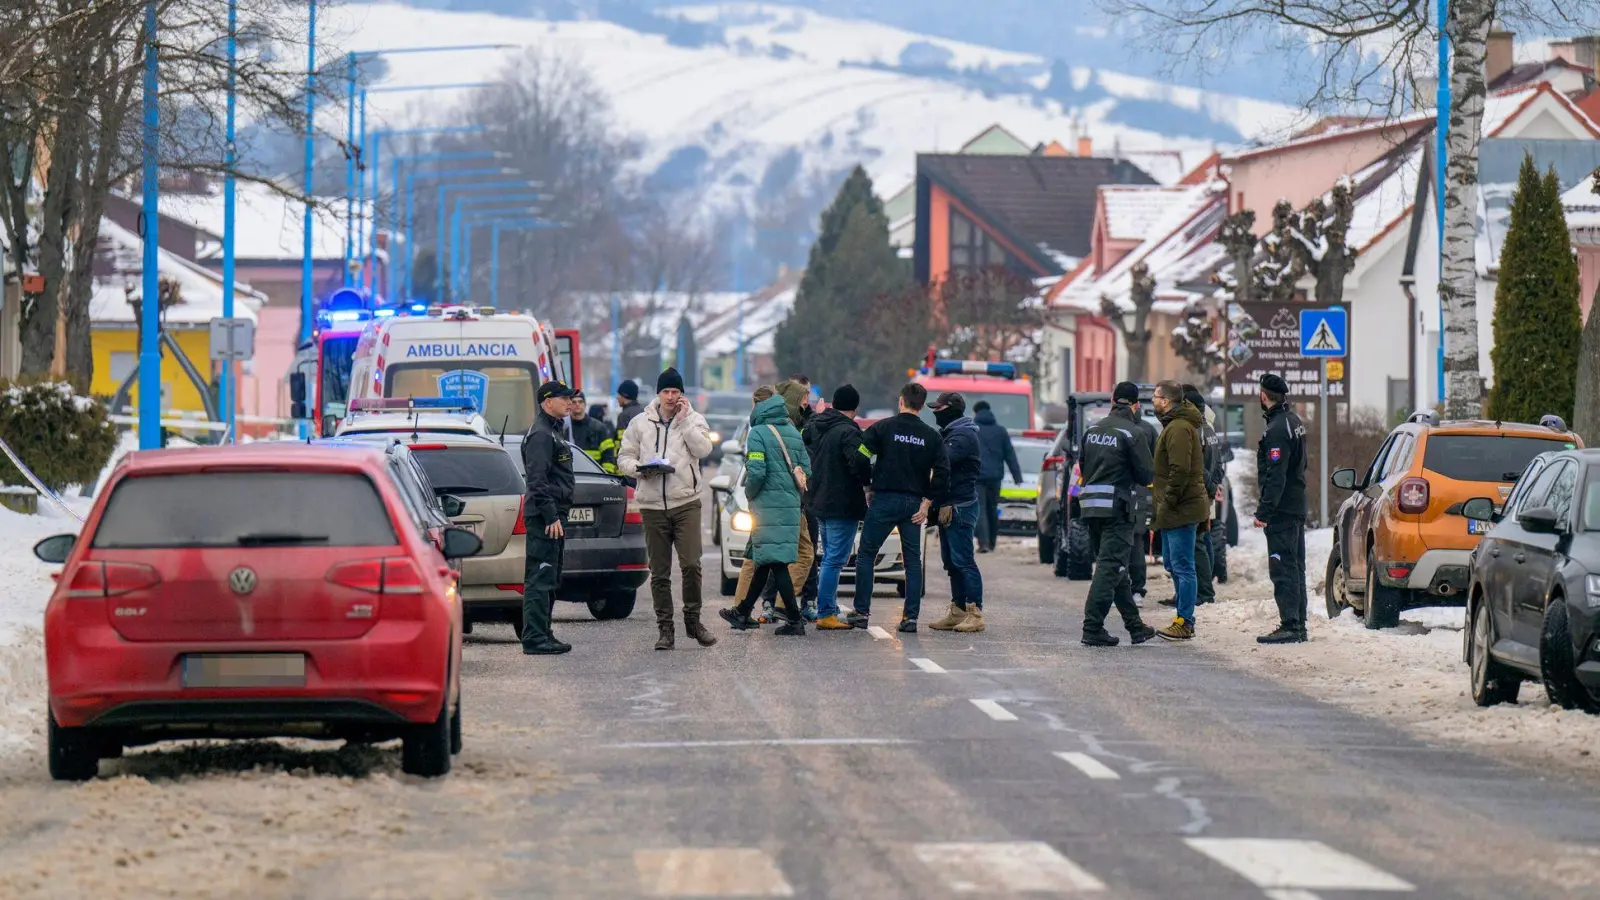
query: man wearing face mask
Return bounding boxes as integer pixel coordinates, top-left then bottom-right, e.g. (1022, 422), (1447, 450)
(1255, 372), (1309, 644)
(927, 392), (986, 633)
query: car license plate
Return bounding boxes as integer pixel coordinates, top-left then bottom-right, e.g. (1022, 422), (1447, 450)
(567, 507), (595, 524)
(182, 654), (306, 688)
(1468, 519), (1490, 535)
(1000, 506), (1032, 521)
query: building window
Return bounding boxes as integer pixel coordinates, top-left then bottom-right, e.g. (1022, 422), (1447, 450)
(949, 209), (1010, 271)
(109, 351), (136, 385)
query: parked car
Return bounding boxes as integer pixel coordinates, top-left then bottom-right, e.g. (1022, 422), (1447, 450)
(710, 467), (907, 598)
(994, 433), (1056, 537)
(699, 391), (754, 464)
(1462, 448), (1600, 710)
(1326, 411), (1580, 628)
(36, 443), (479, 780)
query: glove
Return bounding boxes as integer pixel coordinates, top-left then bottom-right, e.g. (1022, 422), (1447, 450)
(938, 506), (954, 527)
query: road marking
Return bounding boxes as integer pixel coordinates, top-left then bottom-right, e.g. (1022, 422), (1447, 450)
(1263, 891), (1323, 900)
(635, 848), (794, 897)
(909, 657), (947, 673)
(1184, 839), (1414, 891)
(867, 625), (893, 640)
(1053, 751), (1120, 780)
(970, 699), (1018, 721)
(603, 738), (917, 749)
(912, 841), (1105, 892)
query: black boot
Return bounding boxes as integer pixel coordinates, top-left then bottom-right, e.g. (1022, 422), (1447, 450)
(685, 619), (718, 647)
(1256, 624), (1308, 644)
(773, 618), (806, 636)
(1126, 623), (1157, 645)
(1081, 629), (1120, 647)
(521, 594), (568, 654)
(523, 637), (571, 655)
(655, 624), (675, 651)
(719, 607), (760, 630)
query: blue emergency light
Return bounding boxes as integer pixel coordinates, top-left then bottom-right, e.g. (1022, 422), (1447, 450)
(348, 397), (479, 413)
(923, 360), (1018, 380)
(322, 309), (369, 324)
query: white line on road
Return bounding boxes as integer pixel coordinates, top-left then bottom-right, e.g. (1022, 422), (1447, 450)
(867, 625), (893, 640)
(969, 699), (1018, 721)
(635, 848), (794, 897)
(1263, 890), (1323, 900)
(1053, 751), (1120, 780)
(1185, 839), (1414, 891)
(602, 738), (918, 749)
(909, 657), (947, 673)
(912, 841), (1106, 892)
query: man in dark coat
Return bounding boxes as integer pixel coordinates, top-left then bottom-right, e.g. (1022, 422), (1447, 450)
(972, 400), (1022, 552)
(1077, 382), (1158, 646)
(1151, 381), (1208, 642)
(928, 392), (987, 632)
(520, 380), (578, 655)
(1128, 401), (1158, 602)
(568, 390), (617, 474)
(804, 384), (873, 629)
(1255, 372), (1310, 644)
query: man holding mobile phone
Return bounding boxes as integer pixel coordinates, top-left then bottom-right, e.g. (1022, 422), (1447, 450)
(520, 380), (578, 655)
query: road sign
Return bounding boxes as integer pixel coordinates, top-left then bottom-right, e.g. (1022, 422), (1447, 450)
(1225, 301), (1349, 403)
(209, 317), (255, 361)
(1299, 307), (1347, 358)
(1325, 360), (1345, 381)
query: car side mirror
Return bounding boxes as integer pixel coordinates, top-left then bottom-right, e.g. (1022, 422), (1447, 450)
(709, 474), (731, 492)
(439, 494), (467, 518)
(289, 371), (307, 404)
(721, 440), (743, 458)
(291, 401), (308, 420)
(33, 533), (75, 564)
(441, 526), (482, 560)
(1331, 468), (1358, 491)
(1460, 497), (1497, 523)
(1518, 506), (1563, 534)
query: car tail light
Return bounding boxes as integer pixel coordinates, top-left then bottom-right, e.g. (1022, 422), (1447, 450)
(1397, 477), (1430, 514)
(497, 584), (524, 593)
(1387, 564), (1414, 579)
(1043, 455), (1065, 471)
(327, 558), (421, 594)
(65, 563), (107, 598)
(407, 443), (448, 451)
(382, 559), (425, 594)
(66, 562), (159, 598)
(625, 487), (643, 525)
(512, 497), (526, 535)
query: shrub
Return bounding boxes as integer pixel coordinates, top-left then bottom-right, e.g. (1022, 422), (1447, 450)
(0, 379), (119, 492)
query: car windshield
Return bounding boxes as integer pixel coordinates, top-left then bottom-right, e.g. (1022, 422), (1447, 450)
(1422, 434), (1575, 483)
(702, 394), (751, 417)
(407, 446), (523, 496)
(92, 472), (398, 548)
(1015, 441), (1049, 474)
(386, 362), (537, 434)
(320, 334), (359, 418)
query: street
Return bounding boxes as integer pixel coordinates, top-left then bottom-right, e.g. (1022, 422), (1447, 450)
(4, 537), (1600, 899)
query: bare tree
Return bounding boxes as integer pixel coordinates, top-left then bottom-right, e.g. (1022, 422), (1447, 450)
(1293, 179), (1359, 307)
(1102, 261), (1156, 382)
(1171, 299), (1227, 387)
(936, 267), (1046, 373)
(1213, 209), (1257, 306)
(1256, 200), (1307, 303)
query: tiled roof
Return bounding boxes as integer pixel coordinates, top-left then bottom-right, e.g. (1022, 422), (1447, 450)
(1053, 184), (1227, 315)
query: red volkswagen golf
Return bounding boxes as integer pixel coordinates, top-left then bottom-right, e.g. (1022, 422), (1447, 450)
(35, 443), (481, 781)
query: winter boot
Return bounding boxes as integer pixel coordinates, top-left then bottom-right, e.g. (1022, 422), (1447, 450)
(655, 625), (675, 651)
(1127, 622), (1158, 645)
(953, 607), (985, 633)
(897, 617), (918, 634)
(686, 618), (718, 647)
(816, 615), (852, 630)
(774, 619), (807, 637)
(845, 611), (870, 630)
(719, 607), (760, 631)
(1156, 616), (1194, 642)
(1081, 630), (1120, 647)
(929, 604), (969, 631)
(1256, 625), (1307, 644)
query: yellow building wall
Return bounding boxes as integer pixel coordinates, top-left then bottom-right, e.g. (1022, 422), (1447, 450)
(90, 327), (214, 414)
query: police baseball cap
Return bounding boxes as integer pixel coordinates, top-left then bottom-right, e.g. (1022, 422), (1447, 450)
(930, 391), (966, 413)
(1260, 373), (1290, 395)
(1112, 382), (1139, 403)
(537, 380), (576, 402)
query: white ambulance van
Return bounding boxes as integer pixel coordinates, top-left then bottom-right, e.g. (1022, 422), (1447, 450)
(346, 306), (570, 439)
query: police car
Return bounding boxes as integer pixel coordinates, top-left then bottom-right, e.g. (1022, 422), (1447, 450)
(334, 397), (492, 438)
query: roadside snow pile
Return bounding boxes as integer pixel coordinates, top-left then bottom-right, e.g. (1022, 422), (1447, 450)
(0, 502), (83, 761)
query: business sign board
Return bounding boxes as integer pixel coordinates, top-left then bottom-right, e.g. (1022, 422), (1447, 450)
(1224, 300), (1349, 402)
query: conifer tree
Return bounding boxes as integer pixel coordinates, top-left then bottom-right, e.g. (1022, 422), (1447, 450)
(1487, 156), (1581, 424)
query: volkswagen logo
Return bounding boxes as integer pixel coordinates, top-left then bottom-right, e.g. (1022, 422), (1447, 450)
(228, 567), (258, 596)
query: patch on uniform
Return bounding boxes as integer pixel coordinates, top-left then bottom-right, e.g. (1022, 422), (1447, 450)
(1269, 447), (1282, 461)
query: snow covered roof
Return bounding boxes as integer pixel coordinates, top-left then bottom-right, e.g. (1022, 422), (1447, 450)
(91, 218), (264, 326)
(1482, 81), (1600, 138)
(1346, 145), (1424, 254)
(578, 283), (798, 360)
(1053, 184), (1226, 315)
(1100, 185), (1203, 242)
(136, 182), (347, 262)
(1561, 174), (1600, 229)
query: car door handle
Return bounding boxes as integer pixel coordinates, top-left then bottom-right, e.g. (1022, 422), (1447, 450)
(1515, 553), (1526, 563)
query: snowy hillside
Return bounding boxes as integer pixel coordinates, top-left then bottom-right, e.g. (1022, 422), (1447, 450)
(322, 2), (1302, 212)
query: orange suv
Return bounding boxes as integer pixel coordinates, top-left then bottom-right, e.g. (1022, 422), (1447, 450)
(1325, 411), (1580, 629)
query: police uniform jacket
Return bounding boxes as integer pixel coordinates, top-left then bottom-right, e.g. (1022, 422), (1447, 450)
(1076, 405), (1156, 521)
(523, 408), (575, 527)
(1256, 403), (1308, 523)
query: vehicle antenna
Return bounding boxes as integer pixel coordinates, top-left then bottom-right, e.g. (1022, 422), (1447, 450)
(499, 415), (510, 447)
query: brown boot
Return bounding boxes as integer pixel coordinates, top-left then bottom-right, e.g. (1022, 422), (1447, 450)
(655, 624), (675, 650)
(685, 619), (718, 647)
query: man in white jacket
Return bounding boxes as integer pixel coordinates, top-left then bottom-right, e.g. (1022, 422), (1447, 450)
(618, 367), (717, 650)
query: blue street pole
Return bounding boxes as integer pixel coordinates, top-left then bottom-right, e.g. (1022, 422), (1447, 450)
(343, 53), (356, 287)
(138, 0), (161, 450)
(434, 179), (537, 298)
(381, 127), (487, 296)
(300, 0), (317, 347)
(222, 0), (237, 443)
(490, 222), (500, 308)
(462, 216), (559, 306)
(356, 90), (368, 291)
(1435, 1), (1449, 409)
(452, 199), (544, 297)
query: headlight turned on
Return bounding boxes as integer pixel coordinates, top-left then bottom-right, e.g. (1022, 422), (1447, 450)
(709, 430), (722, 443)
(732, 511), (754, 532)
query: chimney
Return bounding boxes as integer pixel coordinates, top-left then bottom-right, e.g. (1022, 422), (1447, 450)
(1576, 35), (1600, 73)
(1486, 28), (1514, 86)
(1077, 136), (1093, 157)
(1551, 40), (1577, 65)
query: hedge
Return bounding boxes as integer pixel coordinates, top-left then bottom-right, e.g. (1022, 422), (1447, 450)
(0, 380), (119, 492)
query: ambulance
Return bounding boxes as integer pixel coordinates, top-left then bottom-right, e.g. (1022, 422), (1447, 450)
(346, 305), (580, 440)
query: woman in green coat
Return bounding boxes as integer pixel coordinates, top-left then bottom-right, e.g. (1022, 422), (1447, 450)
(721, 391), (812, 635)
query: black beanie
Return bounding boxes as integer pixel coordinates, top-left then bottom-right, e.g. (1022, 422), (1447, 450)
(1183, 387), (1206, 410)
(1112, 381), (1139, 404)
(656, 367), (685, 394)
(832, 384), (861, 411)
(618, 379), (639, 402)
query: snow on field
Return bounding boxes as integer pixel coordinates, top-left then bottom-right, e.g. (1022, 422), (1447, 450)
(0, 502), (85, 761)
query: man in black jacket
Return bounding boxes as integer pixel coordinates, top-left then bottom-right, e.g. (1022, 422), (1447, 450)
(1255, 372), (1309, 644)
(1128, 401), (1158, 602)
(804, 384), (873, 630)
(928, 392), (987, 633)
(568, 390), (617, 474)
(851, 382), (950, 633)
(972, 400), (1022, 552)
(520, 380), (578, 655)
(1078, 382), (1159, 646)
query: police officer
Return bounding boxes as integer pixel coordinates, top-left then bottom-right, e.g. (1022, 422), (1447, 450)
(520, 380), (578, 655)
(568, 390), (618, 474)
(1079, 382), (1160, 646)
(1255, 372), (1309, 644)
(1127, 396), (1158, 603)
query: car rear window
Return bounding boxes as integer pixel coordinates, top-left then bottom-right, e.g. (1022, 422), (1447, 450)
(1421, 434), (1574, 483)
(408, 446), (523, 496)
(91, 472), (398, 548)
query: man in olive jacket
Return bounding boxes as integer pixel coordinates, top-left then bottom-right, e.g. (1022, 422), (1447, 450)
(1150, 380), (1208, 641)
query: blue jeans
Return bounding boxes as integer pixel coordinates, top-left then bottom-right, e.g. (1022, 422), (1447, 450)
(816, 517), (859, 619)
(855, 491), (923, 620)
(1161, 524), (1198, 624)
(939, 501), (983, 609)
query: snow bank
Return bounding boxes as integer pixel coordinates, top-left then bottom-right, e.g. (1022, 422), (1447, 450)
(0, 502), (83, 761)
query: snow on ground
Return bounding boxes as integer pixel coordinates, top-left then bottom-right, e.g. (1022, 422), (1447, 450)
(0, 501), (86, 761)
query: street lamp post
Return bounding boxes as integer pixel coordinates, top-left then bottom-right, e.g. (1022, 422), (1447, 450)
(299, 0), (317, 348)
(374, 126), (487, 298)
(433, 180), (539, 299)
(481, 218), (562, 308)
(221, 0), (238, 442)
(450, 193), (545, 296)
(138, 0), (161, 449)
(398, 165), (515, 301)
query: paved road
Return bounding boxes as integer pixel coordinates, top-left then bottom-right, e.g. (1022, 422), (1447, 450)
(453, 537), (1600, 899)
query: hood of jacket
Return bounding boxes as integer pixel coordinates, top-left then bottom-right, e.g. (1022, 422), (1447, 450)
(775, 380), (810, 428)
(941, 415), (977, 435)
(973, 408), (999, 427)
(750, 394), (790, 428)
(809, 407), (856, 438)
(1159, 400), (1204, 429)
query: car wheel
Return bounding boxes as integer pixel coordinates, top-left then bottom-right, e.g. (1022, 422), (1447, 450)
(48, 713), (99, 782)
(1542, 599), (1597, 712)
(1037, 524), (1055, 565)
(1063, 518), (1093, 580)
(1225, 495), (1239, 547)
(1210, 523), (1228, 583)
(1363, 547), (1402, 630)
(720, 572), (738, 596)
(96, 732), (124, 760)
(402, 696), (454, 777)
(449, 697), (463, 756)
(1324, 543), (1348, 619)
(588, 590), (637, 621)
(1469, 601), (1521, 707)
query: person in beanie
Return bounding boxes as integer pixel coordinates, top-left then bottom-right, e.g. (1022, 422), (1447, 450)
(1078, 382), (1158, 646)
(927, 392), (987, 633)
(972, 400), (1022, 552)
(615, 380), (644, 433)
(519, 380), (578, 655)
(568, 390), (618, 474)
(617, 367), (717, 651)
(1127, 400), (1158, 603)
(1255, 372), (1310, 644)
(804, 384), (873, 629)
(1150, 381), (1208, 641)
(721, 387), (812, 636)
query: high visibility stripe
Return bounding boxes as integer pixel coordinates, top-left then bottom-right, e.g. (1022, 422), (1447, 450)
(1000, 487), (1036, 500)
(748, 451), (766, 460)
(1081, 499), (1115, 508)
(858, 445), (874, 458)
(1080, 484), (1116, 495)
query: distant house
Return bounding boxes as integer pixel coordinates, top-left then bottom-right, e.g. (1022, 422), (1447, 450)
(885, 124), (1035, 251)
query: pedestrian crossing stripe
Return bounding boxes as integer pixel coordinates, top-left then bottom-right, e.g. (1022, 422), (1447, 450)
(1184, 838), (1414, 891)
(635, 848), (794, 897)
(912, 842), (1106, 893)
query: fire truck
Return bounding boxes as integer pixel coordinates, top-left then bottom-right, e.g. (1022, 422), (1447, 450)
(911, 351), (1036, 431)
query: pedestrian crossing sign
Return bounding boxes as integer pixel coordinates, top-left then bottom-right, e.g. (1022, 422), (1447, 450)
(1299, 308), (1347, 358)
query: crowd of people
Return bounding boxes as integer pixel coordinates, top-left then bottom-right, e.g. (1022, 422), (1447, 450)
(514, 367), (1308, 655)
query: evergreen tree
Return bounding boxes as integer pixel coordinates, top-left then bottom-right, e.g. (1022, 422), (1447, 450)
(1487, 156), (1582, 424)
(774, 167), (929, 406)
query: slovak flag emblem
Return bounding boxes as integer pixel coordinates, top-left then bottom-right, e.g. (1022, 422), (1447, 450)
(1269, 448), (1282, 461)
